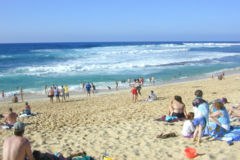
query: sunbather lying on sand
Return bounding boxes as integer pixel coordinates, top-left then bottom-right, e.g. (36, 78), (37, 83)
(33, 150), (94, 160)
(227, 105), (240, 117)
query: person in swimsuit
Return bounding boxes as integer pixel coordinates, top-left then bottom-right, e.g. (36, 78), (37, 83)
(168, 95), (187, 118)
(131, 86), (138, 103)
(22, 102), (31, 115)
(48, 87), (54, 103)
(3, 122), (34, 160)
(91, 83), (96, 94)
(2, 108), (18, 127)
(2, 90), (4, 100)
(60, 85), (65, 102)
(85, 82), (91, 96)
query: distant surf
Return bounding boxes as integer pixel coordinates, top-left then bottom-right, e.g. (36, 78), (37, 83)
(1, 41), (240, 96)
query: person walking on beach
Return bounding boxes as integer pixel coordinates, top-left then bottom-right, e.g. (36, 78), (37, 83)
(85, 82), (91, 96)
(19, 88), (24, 102)
(115, 81), (118, 90)
(60, 85), (65, 102)
(91, 83), (96, 94)
(136, 80), (142, 96)
(44, 85), (47, 94)
(2, 90), (4, 101)
(151, 77), (155, 85)
(64, 85), (69, 100)
(48, 87), (54, 103)
(131, 86), (138, 103)
(54, 86), (60, 102)
(3, 121), (34, 160)
(81, 82), (85, 92)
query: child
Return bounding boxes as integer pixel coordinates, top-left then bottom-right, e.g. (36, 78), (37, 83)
(181, 112), (195, 137)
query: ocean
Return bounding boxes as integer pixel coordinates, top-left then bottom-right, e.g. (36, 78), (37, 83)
(1, 41), (240, 97)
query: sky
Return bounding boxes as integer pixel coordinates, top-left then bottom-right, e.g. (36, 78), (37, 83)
(0, 0), (240, 43)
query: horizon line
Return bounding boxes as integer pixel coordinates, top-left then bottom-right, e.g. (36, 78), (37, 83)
(1, 40), (240, 45)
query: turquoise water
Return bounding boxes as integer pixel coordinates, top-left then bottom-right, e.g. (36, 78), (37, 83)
(1, 42), (240, 96)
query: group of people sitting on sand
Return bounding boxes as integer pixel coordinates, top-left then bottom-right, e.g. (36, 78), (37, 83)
(167, 89), (240, 143)
(1, 102), (32, 129)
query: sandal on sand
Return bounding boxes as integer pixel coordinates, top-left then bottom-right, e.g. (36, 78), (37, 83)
(157, 132), (177, 139)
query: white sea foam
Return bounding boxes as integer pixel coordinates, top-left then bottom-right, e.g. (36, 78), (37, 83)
(183, 43), (240, 48)
(0, 55), (13, 59)
(8, 50), (239, 76)
(30, 49), (63, 53)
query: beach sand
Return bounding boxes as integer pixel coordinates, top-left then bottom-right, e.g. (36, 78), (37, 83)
(1, 74), (240, 160)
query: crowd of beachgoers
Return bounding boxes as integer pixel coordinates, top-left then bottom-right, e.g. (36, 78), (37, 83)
(1, 73), (240, 160)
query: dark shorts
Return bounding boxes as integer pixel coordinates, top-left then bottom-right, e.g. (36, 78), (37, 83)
(48, 95), (54, 98)
(172, 112), (185, 118)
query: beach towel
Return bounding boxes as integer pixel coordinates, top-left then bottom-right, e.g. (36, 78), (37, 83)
(1, 124), (13, 130)
(155, 115), (186, 122)
(209, 123), (240, 143)
(18, 113), (38, 118)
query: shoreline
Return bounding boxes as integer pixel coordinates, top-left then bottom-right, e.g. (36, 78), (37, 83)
(1, 67), (240, 104)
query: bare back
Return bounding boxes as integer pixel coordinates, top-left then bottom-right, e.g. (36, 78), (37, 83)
(4, 112), (18, 125)
(171, 100), (185, 113)
(3, 136), (33, 160)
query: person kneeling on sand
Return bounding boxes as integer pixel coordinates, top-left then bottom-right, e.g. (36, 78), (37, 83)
(2, 108), (18, 128)
(3, 121), (33, 160)
(182, 112), (195, 137)
(209, 101), (230, 137)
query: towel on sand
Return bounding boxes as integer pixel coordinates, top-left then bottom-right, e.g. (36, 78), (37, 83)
(18, 113), (38, 118)
(210, 126), (240, 143)
(155, 115), (186, 122)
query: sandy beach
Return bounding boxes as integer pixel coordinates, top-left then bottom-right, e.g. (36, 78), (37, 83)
(1, 74), (240, 160)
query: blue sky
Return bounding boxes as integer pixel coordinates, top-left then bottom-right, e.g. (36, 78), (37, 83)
(0, 0), (240, 43)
